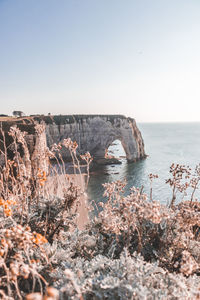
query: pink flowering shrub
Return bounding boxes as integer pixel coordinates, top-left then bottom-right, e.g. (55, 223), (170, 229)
(0, 125), (92, 299)
(0, 124), (200, 299)
(93, 172), (200, 277)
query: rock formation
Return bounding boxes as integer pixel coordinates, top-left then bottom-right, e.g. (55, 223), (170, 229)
(0, 115), (146, 163)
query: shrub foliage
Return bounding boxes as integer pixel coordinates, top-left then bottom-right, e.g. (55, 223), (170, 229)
(0, 124), (200, 299)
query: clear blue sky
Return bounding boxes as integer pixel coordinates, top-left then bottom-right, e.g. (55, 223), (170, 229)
(1, 0), (200, 122)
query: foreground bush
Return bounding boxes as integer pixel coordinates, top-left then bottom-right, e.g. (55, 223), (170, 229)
(0, 124), (92, 298)
(55, 250), (200, 299)
(0, 124), (200, 299)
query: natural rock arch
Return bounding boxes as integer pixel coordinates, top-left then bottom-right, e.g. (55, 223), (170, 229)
(43, 115), (146, 162)
(106, 139), (126, 159)
(0, 115), (146, 164)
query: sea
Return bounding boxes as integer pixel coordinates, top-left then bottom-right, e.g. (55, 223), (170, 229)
(87, 122), (200, 206)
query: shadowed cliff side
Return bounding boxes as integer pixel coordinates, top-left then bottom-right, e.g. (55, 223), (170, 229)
(0, 114), (146, 163)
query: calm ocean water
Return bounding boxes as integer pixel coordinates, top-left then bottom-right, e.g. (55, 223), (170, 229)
(87, 122), (200, 206)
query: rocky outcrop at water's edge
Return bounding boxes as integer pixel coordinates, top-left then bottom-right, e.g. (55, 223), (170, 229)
(0, 114), (146, 164)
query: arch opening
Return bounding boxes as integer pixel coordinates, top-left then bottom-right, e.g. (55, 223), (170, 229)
(105, 139), (126, 160)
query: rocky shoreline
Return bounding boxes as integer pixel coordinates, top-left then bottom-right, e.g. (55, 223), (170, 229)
(0, 114), (146, 165)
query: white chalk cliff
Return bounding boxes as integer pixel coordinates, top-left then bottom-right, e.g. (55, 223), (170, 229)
(0, 115), (146, 163)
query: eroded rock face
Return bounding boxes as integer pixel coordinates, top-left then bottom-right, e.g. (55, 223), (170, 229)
(0, 121), (49, 174)
(0, 115), (146, 163)
(46, 116), (145, 162)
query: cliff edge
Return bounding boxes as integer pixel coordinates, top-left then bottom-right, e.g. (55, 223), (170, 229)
(0, 114), (146, 163)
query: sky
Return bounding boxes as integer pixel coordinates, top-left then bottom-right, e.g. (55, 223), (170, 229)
(1, 0), (200, 122)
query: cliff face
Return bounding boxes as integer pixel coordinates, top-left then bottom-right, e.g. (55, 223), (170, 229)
(0, 115), (146, 163)
(0, 121), (49, 174)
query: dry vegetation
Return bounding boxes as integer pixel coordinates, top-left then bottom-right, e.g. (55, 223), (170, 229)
(0, 124), (200, 299)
